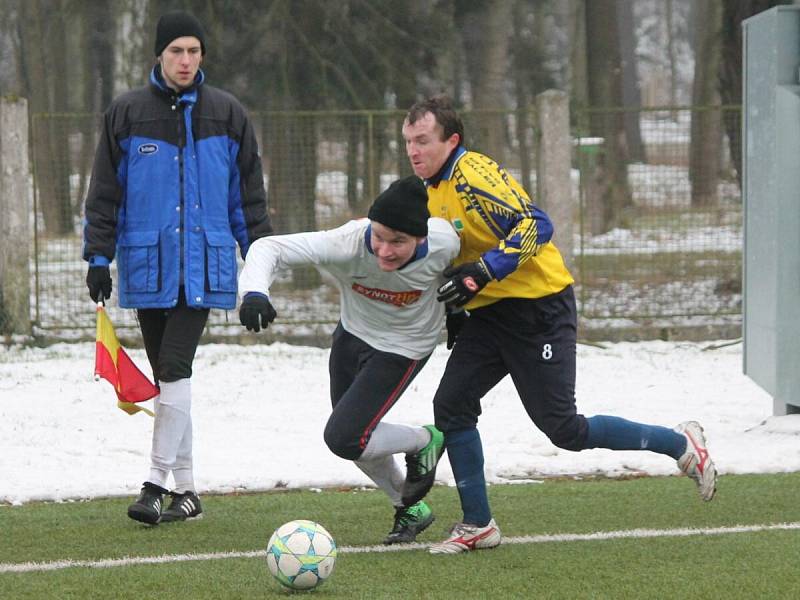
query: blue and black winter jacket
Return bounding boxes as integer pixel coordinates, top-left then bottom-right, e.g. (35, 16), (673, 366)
(83, 65), (272, 309)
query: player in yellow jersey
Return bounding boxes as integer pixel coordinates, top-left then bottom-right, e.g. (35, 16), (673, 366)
(399, 95), (718, 555)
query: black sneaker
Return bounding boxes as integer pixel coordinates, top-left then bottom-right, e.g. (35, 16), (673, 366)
(161, 490), (203, 522)
(401, 425), (445, 506)
(383, 501), (435, 545)
(127, 482), (168, 525)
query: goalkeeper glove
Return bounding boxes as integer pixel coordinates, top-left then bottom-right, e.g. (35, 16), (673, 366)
(436, 260), (492, 308)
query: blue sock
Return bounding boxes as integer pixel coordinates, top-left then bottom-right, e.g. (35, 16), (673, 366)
(445, 427), (492, 527)
(584, 415), (687, 459)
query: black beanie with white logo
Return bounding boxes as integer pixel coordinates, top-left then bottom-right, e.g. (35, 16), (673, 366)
(368, 176), (430, 237)
(154, 11), (206, 56)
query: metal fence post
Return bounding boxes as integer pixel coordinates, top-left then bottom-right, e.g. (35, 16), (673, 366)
(0, 97), (33, 336)
(535, 90), (574, 272)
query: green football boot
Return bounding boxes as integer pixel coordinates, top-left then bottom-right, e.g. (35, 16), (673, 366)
(383, 500), (435, 545)
(401, 424), (445, 506)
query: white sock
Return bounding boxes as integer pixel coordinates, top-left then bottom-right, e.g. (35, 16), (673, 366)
(146, 395), (169, 488)
(355, 455), (404, 506)
(358, 422), (430, 462)
(172, 413), (195, 494)
(148, 378), (191, 488)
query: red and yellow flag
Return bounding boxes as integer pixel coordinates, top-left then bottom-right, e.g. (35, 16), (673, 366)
(95, 305), (157, 416)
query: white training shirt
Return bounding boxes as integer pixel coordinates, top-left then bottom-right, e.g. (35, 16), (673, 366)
(239, 218), (460, 360)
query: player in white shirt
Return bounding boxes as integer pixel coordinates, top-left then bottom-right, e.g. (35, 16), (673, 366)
(238, 176), (460, 544)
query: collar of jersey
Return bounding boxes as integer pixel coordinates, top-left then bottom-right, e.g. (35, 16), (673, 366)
(425, 145), (467, 187)
(364, 224), (429, 268)
(150, 64), (204, 104)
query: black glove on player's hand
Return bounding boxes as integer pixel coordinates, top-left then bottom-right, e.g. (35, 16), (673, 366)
(86, 266), (112, 303)
(239, 293), (277, 332)
(436, 260), (492, 308)
(445, 310), (469, 350)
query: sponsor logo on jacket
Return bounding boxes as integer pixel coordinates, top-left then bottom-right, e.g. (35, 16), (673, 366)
(352, 283), (421, 307)
(138, 143), (159, 155)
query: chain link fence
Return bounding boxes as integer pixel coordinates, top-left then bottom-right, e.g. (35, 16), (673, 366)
(573, 106), (742, 328)
(24, 105), (741, 340)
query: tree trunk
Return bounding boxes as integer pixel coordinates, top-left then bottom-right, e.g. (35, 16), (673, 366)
(666, 0), (678, 112)
(617, 0), (646, 163)
(569, 0), (589, 112)
(265, 114), (321, 288)
(19, 0), (73, 236)
(585, 0), (632, 234)
(346, 121), (361, 213)
(0, 0), (23, 95)
(266, 115), (318, 234)
(115, 0), (151, 93)
(394, 66), (418, 181)
(511, 0), (534, 193)
(456, 0), (511, 161)
(719, 0), (786, 191)
(689, 0), (723, 208)
(75, 1), (114, 219)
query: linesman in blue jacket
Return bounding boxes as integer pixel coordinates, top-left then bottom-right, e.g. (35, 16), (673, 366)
(82, 11), (272, 525)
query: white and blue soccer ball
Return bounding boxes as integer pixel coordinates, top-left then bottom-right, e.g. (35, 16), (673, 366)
(266, 520), (337, 590)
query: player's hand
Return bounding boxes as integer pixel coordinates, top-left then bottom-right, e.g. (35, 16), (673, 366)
(86, 266), (112, 303)
(445, 309), (468, 349)
(436, 260), (492, 308)
(239, 292), (277, 332)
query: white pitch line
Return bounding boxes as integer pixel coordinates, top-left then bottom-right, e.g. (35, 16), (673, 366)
(2, 522), (799, 574)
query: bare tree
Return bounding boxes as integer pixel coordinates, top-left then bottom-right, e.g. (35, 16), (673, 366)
(73, 1), (116, 220)
(584, 0), (633, 234)
(0, 0), (21, 95)
(719, 0), (789, 190)
(666, 0), (678, 110)
(689, 0), (723, 207)
(17, 0), (74, 236)
(511, 0), (559, 193)
(455, 0), (512, 161)
(632, 0), (694, 107)
(617, 0), (645, 162)
(569, 0), (588, 111)
(114, 0), (150, 96)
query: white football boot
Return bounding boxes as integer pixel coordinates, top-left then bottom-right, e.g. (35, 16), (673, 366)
(429, 518), (502, 554)
(675, 421), (718, 501)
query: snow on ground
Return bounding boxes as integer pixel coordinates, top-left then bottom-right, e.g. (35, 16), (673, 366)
(1, 338), (797, 506)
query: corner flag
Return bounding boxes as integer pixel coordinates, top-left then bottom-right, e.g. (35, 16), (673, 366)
(94, 305), (157, 416)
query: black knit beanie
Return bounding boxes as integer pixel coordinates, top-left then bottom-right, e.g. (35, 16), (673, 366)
(154, 11), (206, 56)
(367, 176), (429, 237)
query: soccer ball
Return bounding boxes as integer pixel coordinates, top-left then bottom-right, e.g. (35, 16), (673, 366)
(266, 520), (337, 590)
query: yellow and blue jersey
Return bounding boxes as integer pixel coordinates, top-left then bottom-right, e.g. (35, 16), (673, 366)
(425, 146), (573, 310)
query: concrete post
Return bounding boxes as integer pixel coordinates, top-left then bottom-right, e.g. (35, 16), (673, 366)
(0, 97), (33, 335)
(535, 90), (574, 271)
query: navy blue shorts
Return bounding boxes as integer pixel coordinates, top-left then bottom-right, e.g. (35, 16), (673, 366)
(325, 323), (429, 460)
(433, 286), (588, 451)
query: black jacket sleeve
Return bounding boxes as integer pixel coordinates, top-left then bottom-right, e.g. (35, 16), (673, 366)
(82, 107), (124, 262)
(236, 112), (273, 256)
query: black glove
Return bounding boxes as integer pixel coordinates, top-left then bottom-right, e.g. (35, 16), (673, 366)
(445, 310), (468, 350)
(239, 293), (277, 332)
(86, 266), (112, 303)
(436, 260), (492, 308)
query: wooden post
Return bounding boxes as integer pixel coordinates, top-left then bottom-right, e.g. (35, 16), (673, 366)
(535, 90), (575, 272)
(0, 97), (33, 335)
